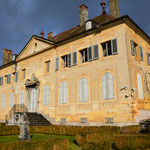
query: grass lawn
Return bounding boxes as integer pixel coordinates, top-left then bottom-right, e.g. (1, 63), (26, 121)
(0, 134), (80, 150)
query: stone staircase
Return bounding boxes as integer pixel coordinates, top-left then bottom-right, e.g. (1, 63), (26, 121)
(28, 113), (51, 126)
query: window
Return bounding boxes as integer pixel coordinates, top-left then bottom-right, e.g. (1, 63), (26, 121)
(2, 94), (6, 108)
(131, 40), (137, 56)
(45, 61), (50, 73)
(102, 72), (114, 100)
(101, 39), (118, 57)
(105, 117), (113, 124)
(80, 118), (88, 123)
(147, 52), (150, 66)
(43, 85), (50, 105)
(55, 57), (59, 71)
(19, 90), (24, 105)
(137, 73), (144, 100)
(80, 45), (99, 63)
(73, 51), (77, 66)
(13, 72), (18, 82)
(10, 92), (14, 108)
(140, 46), (144, 61)
(60, 118), (66, 124)
(5, 74), (11, 84)
(0, 77), (3, 86)
(59, 82), (68, 104)
(22, 69), (26, 79)
(78, 78), (89, 102)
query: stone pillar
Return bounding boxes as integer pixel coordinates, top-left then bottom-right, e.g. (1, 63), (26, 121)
(109, 0), (120, 18)
(79, 4), (88, 26)
(2, 48), (12, 65)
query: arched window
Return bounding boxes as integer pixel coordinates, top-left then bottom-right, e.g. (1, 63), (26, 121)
(43, 85), (50, 105)
(19, 90), (24, 104)
(59, 82), (68, 104)
(2, 93), (6, 108)
(78, 78), (89, 102)
(137, 73), (144, 99)
(102, 72), (114, 100)
(10, 92), (14, 108)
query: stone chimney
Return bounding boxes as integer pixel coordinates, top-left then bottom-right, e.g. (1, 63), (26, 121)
(47, 32), (53, 40)
(79, 4), (88, 26)
(3, 48), (12, 65)
(109, 0), (120, 18)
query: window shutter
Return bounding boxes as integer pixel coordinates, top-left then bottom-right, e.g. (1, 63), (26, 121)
(131, 40), (135, 56)
(10, 92), (14, 108)
(102, 74), (107, 100)
(2, 94), (5, 108)
(60, 84), (63, 104)
(140, 46), (143, 61)
(67, 53), (72, 67)
(73, 51), (77, 65)
(147, 52), (150, 65)
(55, 57), (59, 71)
(112, 39), (118, 55)
(108, 73), (114, 99)
(93, 45), (99, 59)
(64, 83), (68, 104)
(46, 85), (49, 105)
(79, 79), (83, 102)
(15, 72), (18, 82)
(83, 78), (89, 102)
(87, 47), (92, 61)
(43, 86), (45, 105)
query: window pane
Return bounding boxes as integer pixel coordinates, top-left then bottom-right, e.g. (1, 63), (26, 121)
(112, 39), (118, 54)
(102, 74), (107, 100)
(73, 52), (77, 65)
(137, 73), (144, 99)
(93, 45), (99, 59)
(140, 46), (143, 61)
(55, 57), (59, 71)
(87, 47), (92, 61)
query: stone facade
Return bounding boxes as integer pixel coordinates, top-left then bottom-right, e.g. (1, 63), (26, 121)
(0, 6), (150, 126)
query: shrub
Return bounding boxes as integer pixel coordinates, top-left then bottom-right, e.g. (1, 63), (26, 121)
(0, 138), (69, 150)
(120, 125), (140, 134)
(115, 134), (150, 150)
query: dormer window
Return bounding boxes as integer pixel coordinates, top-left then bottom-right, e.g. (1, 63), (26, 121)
(86, 21), (92, 30)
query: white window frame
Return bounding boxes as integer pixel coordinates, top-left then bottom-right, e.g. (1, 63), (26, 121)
(43, 85), (50, 105)
(2, 93), (6, 108)
(59, 82), (68, 104)
(10, 92), (14, 108)
(78, 77), (89, 102)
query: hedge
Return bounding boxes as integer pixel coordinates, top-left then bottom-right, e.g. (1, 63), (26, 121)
(115, 134), (150, 150)
(0, 125), (142, 136)
(0, 138), (69, 150)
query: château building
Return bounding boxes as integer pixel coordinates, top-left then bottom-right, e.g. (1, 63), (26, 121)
(0, 0), (150, 126)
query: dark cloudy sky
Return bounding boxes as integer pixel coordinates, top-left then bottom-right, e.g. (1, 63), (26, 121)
(0, 0), (150, 65)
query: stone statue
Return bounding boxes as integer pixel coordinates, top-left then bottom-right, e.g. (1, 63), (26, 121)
(15, 112), (30, 141)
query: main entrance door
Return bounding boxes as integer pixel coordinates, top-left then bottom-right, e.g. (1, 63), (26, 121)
(30, 89), (37, 112)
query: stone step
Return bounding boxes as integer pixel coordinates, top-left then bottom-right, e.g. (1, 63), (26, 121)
(28, 112), (51, 126)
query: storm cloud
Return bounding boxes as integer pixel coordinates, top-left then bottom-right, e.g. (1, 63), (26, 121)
(0, 0), (150, 65)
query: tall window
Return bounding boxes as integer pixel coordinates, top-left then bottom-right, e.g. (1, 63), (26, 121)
(2, 94), (6, 108)
(10, 92), (14, 108)
(43, 85), (50, 105)
(137, 73), (144, 99)
(59, 82), (68, 104)
(102, 72), (114, 100)
(13, 72), (18, 82)
(19, 90), (24, 105)
(78, 78), (89, 102)
(0, 77), (3, 86)
(131, 40), (138, 56)
(5, 74), (11, 84)
(22, 69), (26, 79)
(45, 61), (50, 73)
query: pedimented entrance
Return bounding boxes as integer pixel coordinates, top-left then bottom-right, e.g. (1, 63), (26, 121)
(25, 74), (40, 112)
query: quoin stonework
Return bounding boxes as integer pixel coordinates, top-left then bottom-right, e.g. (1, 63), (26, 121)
(0, 0), (150, 126)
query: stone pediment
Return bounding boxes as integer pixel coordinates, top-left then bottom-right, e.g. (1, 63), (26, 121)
(25, 74), (40, 88)
(17, 35), (54, 61)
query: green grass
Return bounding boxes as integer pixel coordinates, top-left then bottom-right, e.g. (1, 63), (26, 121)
(0, 134), (80, 150)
